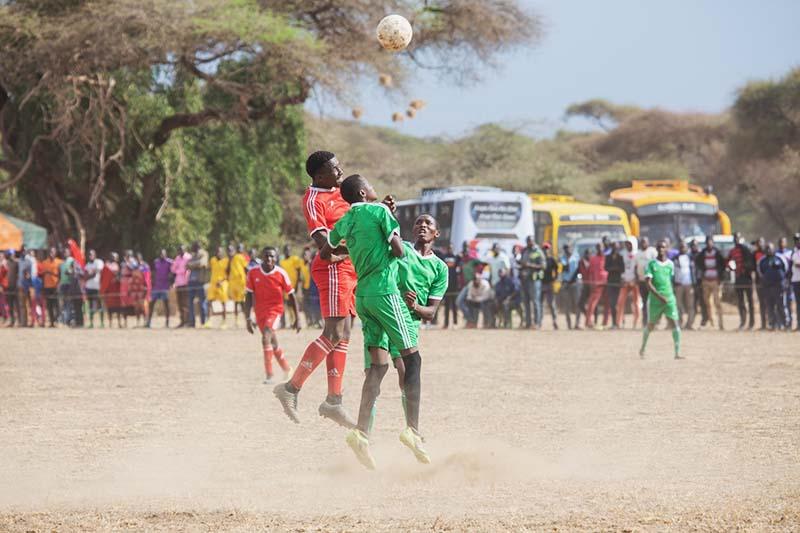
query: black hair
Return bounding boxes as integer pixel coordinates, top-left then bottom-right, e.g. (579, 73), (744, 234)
(340, 174), (368, 204)
(415, 213), (439, 229)
(305, 150), (335, 178)
(262, 246), (278, 256)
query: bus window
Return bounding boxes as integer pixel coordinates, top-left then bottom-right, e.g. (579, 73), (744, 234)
(395, 203), (418, 240)
(533, 211), (552, 244)
(678, 214), (718, 240)
(638, 215), (676, 242)
(557, 224), (628, 247)
(434, 200), (454, 248)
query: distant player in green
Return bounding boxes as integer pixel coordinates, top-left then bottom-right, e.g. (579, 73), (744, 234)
(320, 174), (427, 470)
(640, 240), (683, 360)
(367, 214), (448, 436)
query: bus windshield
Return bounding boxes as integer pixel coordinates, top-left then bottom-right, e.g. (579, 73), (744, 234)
(639, 214), (717, 242)
(557, 224), (627, 247)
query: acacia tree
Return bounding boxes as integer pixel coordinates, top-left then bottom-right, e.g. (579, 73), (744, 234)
(0, 0), (542, 248)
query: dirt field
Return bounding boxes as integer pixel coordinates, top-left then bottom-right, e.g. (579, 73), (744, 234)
(2, 322), (799, 531)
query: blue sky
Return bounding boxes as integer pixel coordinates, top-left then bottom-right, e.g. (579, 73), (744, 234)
(306, 0), (800, 138)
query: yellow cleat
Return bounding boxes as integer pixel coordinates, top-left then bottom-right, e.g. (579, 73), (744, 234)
(399, 427), (431, 464)
(345, 429), (376, 470)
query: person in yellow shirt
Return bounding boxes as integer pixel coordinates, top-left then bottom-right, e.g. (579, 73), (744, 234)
(207, 246), (230, 328)
(279, 245), (305, 327)
(227, 243), (249, 327)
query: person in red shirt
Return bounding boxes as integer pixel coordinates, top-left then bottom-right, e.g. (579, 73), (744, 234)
(585, 243), (609, 329)
(274, 151), (358, 428)
(244, 247), (301, 384)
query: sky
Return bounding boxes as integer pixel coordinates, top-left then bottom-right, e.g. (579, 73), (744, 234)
(306, 0), (800, 138)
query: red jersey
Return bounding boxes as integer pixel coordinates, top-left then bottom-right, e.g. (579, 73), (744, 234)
(302, 186), (350, 238)
(246, 265), (293, 318)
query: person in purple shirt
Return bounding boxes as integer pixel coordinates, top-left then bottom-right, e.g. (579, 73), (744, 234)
(171, 244), (191, 328)
(146, 249), (173, 328)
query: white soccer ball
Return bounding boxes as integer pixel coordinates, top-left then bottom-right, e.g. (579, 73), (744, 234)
(376, 14), (412, 52)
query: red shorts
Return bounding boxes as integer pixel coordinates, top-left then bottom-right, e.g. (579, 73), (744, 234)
(312, 256), (357, 318)
(256, 311), (282, 331)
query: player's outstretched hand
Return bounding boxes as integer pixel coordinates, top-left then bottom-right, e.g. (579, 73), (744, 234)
(293, 320), (301, 333)
(382, 195), (397, 213)
(246, 318), (255, 335)
(403, 290), (417, 309)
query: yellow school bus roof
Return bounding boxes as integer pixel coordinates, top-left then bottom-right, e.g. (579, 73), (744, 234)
(609, 180), (719, 208)
(530, 196), (631, 231)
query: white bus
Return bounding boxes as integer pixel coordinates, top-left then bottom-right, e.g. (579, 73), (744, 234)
(395, 186), (534, 254)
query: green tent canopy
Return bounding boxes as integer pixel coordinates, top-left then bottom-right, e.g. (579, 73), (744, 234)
(0, 212), (48, 250)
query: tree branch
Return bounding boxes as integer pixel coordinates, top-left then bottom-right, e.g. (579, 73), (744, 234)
(152, 108), (222, 148)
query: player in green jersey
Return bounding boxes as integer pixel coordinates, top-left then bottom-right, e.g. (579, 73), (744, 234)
(321, 174), (429, 469)
(640, 240), (683, 359)
(366, 214), (448, 441)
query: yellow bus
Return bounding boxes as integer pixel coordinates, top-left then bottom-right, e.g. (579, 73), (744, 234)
(530, 194), (632, 255)
(609, 180), (731, 243)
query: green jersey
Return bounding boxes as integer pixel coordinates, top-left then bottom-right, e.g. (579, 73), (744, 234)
(397, 242), (449, 320)
(328, 202), (400, 296)
(645, 258), (675, 299)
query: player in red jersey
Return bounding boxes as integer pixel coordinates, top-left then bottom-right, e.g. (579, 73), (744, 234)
(274, 151), (358, 428)
(244, 247), (301, 384)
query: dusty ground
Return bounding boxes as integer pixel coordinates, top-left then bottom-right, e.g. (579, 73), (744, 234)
(1, 320), (799, 532)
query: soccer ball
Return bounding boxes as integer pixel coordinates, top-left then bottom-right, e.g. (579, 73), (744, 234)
(376, 14), (412, 52)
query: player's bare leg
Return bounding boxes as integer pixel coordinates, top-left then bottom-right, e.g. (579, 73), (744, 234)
(667, 318), (683, 359)
(639, 322), (654, 358)
(269, 333), (293, 380)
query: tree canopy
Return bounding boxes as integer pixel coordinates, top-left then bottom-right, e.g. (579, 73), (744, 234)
(0, 0), (542, 251)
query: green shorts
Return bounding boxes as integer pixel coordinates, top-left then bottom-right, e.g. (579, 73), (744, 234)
(364, 318), (421, 368)
(357, 293), (418, 368)
(648, 296), (679, 324)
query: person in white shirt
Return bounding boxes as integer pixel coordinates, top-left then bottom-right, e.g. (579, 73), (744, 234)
(464, 271), (492, 328)
(790, 233), (800, 331)
(83, 249), (105, 328)
(635, 237), (657, 324)
(673, 242), (695, 329)
(616, 240), (640, 328)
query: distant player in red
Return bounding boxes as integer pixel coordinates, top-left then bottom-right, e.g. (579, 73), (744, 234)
(274, 151), (358, 428)
(244, 247), (301, 384)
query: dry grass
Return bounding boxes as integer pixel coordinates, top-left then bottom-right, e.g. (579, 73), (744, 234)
(1, 320), (799, 531)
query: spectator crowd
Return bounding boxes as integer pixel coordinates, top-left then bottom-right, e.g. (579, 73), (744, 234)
(2, 232), (799, 332)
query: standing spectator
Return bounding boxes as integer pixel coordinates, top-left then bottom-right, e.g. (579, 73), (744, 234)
(604, 242), (624, 329)
(247, 247), (261, 270)
(171, 244), (191, 328)
(483, 242), (511, 288)
(137, 252), (152, 324)
(559, 244), (580, 330)
(40, 247), (62, 327)
(541, 243), (559, 329)
(752, 238), (768, 330)
(0, 253), (8, 324)
(494, 267), (521, 328)
(100, 252), (123, 327)
(689, 239), (709, 326)
(696, 236), (726, 330)
(207, 246), (230, 328)
(464, 271), (492, 328)
(119, 251), (139, 324)
(635, 237), (656, 324)
(519, 237), (544, 329)
(585, 243), (609, 329)
(576, 248), (592, 330)
(790, 233), (800, 331)
(17, 247), (33, 327)
(186, 241), (209, 328)
(227, 244), (249, 327)
(280, 245), (304, 329)
(30, 250), (45, 326)
(616, 240), (640, 329)
(83, 249), (104, 328)
(147, 249), (173, 328)
(674, 242), (695, 329)
(439, 243), (461, 329)
(776, 237), (793, 329)
(58, 248), (77, 326)
(728, 233), (755, 330)
(4, 251), (18, 326)
(759, 243), (788, 330)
